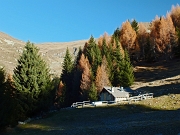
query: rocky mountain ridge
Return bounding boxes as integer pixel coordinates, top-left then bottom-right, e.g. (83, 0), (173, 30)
(0, 32), (86, 76)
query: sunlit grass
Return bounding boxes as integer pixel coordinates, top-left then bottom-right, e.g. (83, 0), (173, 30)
(4, 94), (180, 135)
(135, 94), (180, 110)
(18, 124), (50, 131)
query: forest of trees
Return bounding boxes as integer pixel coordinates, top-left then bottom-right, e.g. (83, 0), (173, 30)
(0, 4), (180, 130)
(55, 35), (134, 107)
(120, 5), (180, 62)
(56, 4), (180, 108)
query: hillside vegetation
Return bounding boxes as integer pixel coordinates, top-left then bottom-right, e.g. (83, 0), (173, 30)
(1, 4), (180, 134)
(1, 36), (180, 135)
(2, 57), (180, 135)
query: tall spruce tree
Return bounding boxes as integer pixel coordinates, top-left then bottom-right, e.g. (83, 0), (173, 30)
(13, 41), (52, 117)
(105, 43), (114, 83)
(92, 44), (102, 77)
(84, 36), (102, 78)
(72, 48), (83, 102)
(61, 48), (73, 82)
(60, 48), (74, 106)
(111, 38), (123, 86)
(119, 49), (134, 87)
(74, 47), (83, 66)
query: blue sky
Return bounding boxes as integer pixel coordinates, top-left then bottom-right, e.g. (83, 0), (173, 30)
(0, 0), (179, 43)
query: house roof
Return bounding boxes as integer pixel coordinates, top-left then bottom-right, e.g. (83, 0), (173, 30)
(123, 87), (135, 93)
(103, 87), (129, 98)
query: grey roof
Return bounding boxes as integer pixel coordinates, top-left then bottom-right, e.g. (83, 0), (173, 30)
(123, 87), (134, 93)
(103, 87), (129, 98)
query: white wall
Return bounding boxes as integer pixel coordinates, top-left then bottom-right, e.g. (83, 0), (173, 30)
(115, 97), (128, 102)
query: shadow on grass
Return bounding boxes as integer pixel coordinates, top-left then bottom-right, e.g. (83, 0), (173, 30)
(134, 59), (180, 83)
(136, 82), (180, 97)
(3, 82), (180, 135)
(4, 104), (180, 135)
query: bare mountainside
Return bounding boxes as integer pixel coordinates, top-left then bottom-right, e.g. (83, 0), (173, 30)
(0, 32), (87, 76)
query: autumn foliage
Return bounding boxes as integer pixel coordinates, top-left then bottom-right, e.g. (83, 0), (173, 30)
(120, 21), (137, 53)
(58, 4), (180, 105)
(56, 81), (64, 97)
(80, 57), (91, 92)
(171, 4), (180, 29)
(2, 4), (180, 130)
(95, 57), (111, 94)
(150, 14), (177, 60)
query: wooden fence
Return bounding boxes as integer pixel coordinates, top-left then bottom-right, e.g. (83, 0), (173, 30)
(128, 93), (153, 102)
(71, 101), (110, 108)
(71, 93), (153, 108)
(71, 101), (91, 108)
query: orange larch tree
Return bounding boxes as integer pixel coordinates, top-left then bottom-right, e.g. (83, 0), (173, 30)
(120, 21), (137, 53)
(56, 81), (64, 98)
(165, 13), (177, 57)
(95, 56), (111, 94)
(98, 36), (103, 49)
(80, 55), (92, 100)
(98, 32), (111, 49)
(150, 15), (161, 58)
(170, 4), (180, 29)
(78, 53), (90, 71)
(150, 15), (177, 59)
(55, 81), (66, 108)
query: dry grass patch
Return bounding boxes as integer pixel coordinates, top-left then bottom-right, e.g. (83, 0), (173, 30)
(134, 94), (180, 110)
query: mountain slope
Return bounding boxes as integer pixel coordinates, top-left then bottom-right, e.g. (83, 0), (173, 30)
(0, 32), (86, 76)
(0, 32), (25, 74)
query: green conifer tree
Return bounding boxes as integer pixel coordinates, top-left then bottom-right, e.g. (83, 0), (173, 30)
(113, 28), (121, 39)
(84, 36), (102, 78)
(105, 43), (114, 83)
(13, 41), (52, 117)
(131, 19), (139, 33)
(111, 38), (123, 86)
(101, 38), (108, 57)
(72, 48), (83, 102)
(60, 48), (74, 106)
(120, 49), (134, 87)
(74, 47), (83, 66)
(61, 48), (73, 82)
(88, 82), (97, 101)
